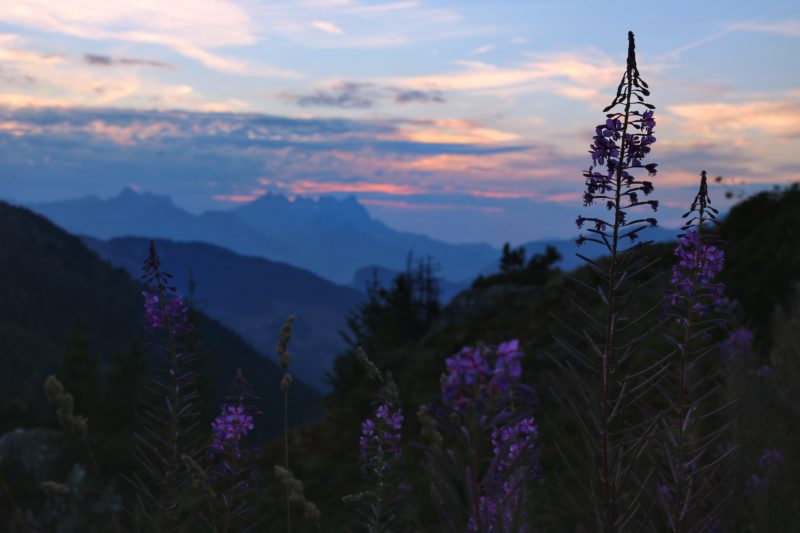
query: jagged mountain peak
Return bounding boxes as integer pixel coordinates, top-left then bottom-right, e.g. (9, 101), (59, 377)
(114, 187), (174, 207)
(235, 191), (371, 223)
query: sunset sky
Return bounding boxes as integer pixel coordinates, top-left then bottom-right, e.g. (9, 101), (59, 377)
(1, 0), (798, 245)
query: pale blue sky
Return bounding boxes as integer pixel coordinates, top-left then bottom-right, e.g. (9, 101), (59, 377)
(0, 0), (798, 244)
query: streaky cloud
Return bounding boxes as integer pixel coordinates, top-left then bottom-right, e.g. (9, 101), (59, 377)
(281, 82), (445, 108)
(83, 54), (172, 69)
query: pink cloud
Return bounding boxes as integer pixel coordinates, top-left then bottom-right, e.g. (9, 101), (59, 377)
(668, 99), (800, 139)
(270, 179), (426, 196)
(386, 51), (621, 100)
(465, 190), (538, 199)
(212, 194), (260, 203)
(361, 198), (504, 214)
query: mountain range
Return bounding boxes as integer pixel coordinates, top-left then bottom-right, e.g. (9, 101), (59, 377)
(24, 189), (681, 391)
(27, 187), (681, 286)
(29, 188), (499, 285)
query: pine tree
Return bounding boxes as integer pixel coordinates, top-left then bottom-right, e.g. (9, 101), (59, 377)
(328, 253), (442, 410)
(499, 242), (526, 274)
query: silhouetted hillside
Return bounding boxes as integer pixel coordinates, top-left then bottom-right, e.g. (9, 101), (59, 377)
(0, 201), (322, 438)
(721, 183), (800, 342)
(266, 184), (800, 531)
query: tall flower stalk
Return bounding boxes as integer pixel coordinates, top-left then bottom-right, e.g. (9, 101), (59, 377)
(552, 30), (662, 532)
(203, 369), (263, 532)
(128, 241), (203, 531)
(268, 316), (321, 532)
(343, 347), (417, 533)
(658, 171), (734, 531)
(276, 315), (295, 533)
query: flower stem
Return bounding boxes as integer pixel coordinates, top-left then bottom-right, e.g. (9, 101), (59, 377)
(600, 34), (636, 533)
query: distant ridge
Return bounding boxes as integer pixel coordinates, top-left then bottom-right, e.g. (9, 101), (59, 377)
(29, 189), (499, 284)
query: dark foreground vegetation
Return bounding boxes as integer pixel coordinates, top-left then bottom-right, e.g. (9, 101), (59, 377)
(2, 32), (799, 532)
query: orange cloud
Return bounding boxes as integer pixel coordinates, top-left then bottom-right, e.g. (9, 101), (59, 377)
(212, 194), (260, 203)
(279, 179), (426, 195)
(542, 192), (577, 204)
(361, 198), (504, 214)
(311, 21), (344, 35)
(389, 118), (520, 145)
(400, 153), (492, 172)
(82, 120), (181, 145)
(555, 85), (604, 102)
(668, 100), (800, 139)
(0, 120), (37, 135)
(465, 190), (538, 199)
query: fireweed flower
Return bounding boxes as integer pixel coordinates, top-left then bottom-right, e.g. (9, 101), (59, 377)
(577, 32), (659, 248)
(666, 171), (728, 318)
(209, 370), (260, 456)
(432, 340), (538, 532)
(346, 356), (415, 532)
(492, 340), (524, 393)
(210, 404), (255, 453)
(205, 371), (264, 529)
(141, 240), (194, 338)
(441, 339), (526, 413)
(667, 230), (726, 313)
(467, 496), (532, 533)
(142, 289), (194, 337)
(491, 417), (538, 475)
(658, 171), (736, 532)
(359, 403), (404, 474)
(132, 241), (203, 530)
(557, 31), (664, 532)
(465, 417), (540, 532)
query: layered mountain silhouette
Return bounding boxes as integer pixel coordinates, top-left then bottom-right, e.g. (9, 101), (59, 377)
(29, 188), (499, 285)
(0, 201), (322, 438)
(83, 236), (364, 390)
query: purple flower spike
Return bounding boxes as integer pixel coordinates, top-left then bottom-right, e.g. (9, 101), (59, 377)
(491, 416), (538, 476)
(441, 340), (527, 412)
(667, 230), (728, 316)
(211, 403), (254, 452)
(359, 403), (404, 469)
(142, 289), (193, 337)
(576, 32), (659, 260)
